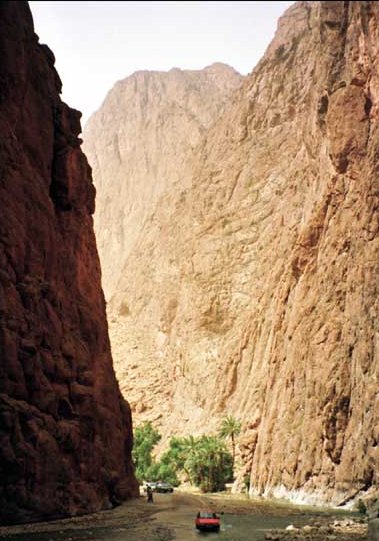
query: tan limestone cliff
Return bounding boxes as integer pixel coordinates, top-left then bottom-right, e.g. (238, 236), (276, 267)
(89, 1), (378, 507)
(0, 1), (138, 525)
(82, 63), (243, 299)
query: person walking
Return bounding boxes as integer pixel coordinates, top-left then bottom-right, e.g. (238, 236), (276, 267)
(147, 485), (154, 503)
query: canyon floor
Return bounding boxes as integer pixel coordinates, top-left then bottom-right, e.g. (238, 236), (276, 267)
(0, 489), (367, 541)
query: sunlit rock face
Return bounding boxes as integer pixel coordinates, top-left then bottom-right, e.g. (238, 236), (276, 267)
(89, 0), (378, 506)
(0, 1), (138, 525)
(83, 63), (243, 299)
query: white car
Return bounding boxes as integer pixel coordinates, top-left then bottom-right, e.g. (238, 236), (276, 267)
(143, 481), (157, 493)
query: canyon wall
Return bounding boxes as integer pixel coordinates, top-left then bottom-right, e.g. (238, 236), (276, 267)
(86, 1), (379, 506)
(83, 63), (243, 299)
(0, 1), (138, 524)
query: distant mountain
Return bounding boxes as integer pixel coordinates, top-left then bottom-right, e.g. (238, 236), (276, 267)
(83, 63), (243, 299)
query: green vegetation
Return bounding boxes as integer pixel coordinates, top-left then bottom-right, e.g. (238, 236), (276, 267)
(132, 423), (234, 492)
(218, 415), (241, 472)
(132, 421), (162, 482)
(132, 422), (179, 486)
(164, 434), (233, 492)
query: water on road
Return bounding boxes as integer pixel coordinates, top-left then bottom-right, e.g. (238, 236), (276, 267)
(0, 491), (356, 541)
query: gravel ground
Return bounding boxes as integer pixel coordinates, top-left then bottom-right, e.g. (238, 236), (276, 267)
(0, 489), (368, 541)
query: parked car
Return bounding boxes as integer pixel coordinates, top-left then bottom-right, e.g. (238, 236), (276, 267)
(143, 481), (157, 493)
(195, 511), (221, 532)
(155, 481), (174, 493)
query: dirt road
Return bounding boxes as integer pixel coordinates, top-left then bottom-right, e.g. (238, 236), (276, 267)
(0, 490), (367, 541)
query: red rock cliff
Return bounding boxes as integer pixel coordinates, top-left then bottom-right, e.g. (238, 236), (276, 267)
(0, 1), (138, 524)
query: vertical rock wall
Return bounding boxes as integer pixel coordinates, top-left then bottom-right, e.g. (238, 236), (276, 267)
(83, 63), (243, 299)
(0, 1), (138, 525)
(93, 1), (378, 506)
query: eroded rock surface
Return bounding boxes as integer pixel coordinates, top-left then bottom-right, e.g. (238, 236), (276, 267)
(83, 63), (243, 299)
(88, 1), (378, 506)
(0, 1), (138, 525)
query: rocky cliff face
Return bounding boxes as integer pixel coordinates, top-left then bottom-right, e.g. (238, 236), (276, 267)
(83, 63), (243, 299)
(0, 1), (138, 525)
(89, 1), (378, 507)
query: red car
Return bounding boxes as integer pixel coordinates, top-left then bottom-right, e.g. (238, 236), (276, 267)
(195, 511), (221, 532)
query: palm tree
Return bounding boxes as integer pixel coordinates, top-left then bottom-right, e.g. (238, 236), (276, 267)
(182, 435), (199, 485)
(218, 415), (241, 473)
(193, 435), (231, 492)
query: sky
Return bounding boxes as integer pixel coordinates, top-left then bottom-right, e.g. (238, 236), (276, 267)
(29, 1), (294, 126)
